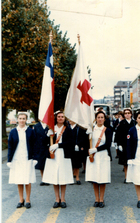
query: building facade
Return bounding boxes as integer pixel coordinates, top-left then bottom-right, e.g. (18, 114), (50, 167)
(114, 81), (132, 110)
(131, 74), (140, 108)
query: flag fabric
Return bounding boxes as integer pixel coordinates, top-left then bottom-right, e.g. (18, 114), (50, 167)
(38, 42), (54, 131)
(64, 43), (94, 131)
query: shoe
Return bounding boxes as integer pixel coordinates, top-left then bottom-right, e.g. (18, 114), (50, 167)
(115, 156), (119, 159)
(25, 202), (31, 209)
(93, 202), (99, 207)
(82, 170), (85, 174)
(40, 182), (49, 186)
(17, 199), (24, 208)
(137, 201), (140, 208)
(74, 175), (76, 178)
(53, 202), (60, 208)
(124, 179), (127, 183)
(60, 202), (67, 208)
(76, 181), (81, 185)
(99, 202), (105, 208)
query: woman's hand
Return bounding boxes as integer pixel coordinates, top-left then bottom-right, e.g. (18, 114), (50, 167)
(127, 159), (133, 166)
(47, 129), (54, 137)
(75, 145), (79, 151)
(118, 145), (123, 151)
(89, 148), (97, 155)
(50, 144), (58, 152)
(33, 160), (38, 167)
(7, 162), (12, 169)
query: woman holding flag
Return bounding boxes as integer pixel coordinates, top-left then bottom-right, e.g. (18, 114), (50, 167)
(85, 110), (112, 208)
(42, 111), (74, 208)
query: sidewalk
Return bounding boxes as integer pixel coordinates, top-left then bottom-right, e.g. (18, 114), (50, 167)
(2, 149), (8, 162)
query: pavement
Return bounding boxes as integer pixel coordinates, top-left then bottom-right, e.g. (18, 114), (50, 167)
(2, 149), (8, 162)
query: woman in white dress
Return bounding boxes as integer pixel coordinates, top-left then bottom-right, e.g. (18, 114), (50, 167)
(7, 112), (37, 209)
(126, 111), (140, 208)
(85, 111), (112, 208)
(43, 111), (74, 208)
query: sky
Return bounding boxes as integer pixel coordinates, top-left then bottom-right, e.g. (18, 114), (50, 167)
(47, 0), (140, 99)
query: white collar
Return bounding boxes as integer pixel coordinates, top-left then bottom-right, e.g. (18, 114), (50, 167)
(70, 124), (76, 129)
(94, 124), (104, 131)
(55, 124), (64, 133)
(126, 119), (131, 124)
(40, 122), (47, 129)
(136, 124), (140, 131)
(17, 125), (28, 131)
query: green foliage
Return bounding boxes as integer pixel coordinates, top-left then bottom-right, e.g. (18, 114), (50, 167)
(2, 0), (77, 119)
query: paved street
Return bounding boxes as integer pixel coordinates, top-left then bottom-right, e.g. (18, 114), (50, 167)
(2, 147), (140, 223)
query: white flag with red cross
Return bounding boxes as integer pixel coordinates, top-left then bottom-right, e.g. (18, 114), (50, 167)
(64, 42), (94, 131)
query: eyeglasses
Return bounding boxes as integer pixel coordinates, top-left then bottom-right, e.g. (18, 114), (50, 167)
(124, 112), (131, 115)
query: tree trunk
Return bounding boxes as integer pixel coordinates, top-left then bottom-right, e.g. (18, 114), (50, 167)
(2, 105), (7, 137)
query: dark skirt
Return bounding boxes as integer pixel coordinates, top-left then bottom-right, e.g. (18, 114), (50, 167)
(71, 151), (82, 169)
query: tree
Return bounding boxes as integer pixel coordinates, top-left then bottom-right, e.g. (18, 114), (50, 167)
(2, 0), (77, 136)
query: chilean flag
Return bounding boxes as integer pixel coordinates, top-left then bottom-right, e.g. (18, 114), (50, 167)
(38, 42), (54, 130)
(64, 43), (94, 131)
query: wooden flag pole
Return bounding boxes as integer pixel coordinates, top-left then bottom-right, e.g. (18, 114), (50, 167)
(49, 30), (53, 43)
(77, 34), (80, 45)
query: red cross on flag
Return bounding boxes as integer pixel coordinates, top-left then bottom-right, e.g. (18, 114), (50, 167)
(64, 42), (94, 131)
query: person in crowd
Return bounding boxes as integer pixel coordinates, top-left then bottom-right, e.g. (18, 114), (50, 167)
(42, 111), (74, 208)
(126, 111), (140, 208)
(112, 112), (119, 128)
(113, 111), (124, 158)
(85, 111), (112, 208)
(7, 112), (37, 209)
(69, 120), (85, 185)
(81, 131), (89, 174)
(117, 108), (136, 183)
(34, 121), (50, 186)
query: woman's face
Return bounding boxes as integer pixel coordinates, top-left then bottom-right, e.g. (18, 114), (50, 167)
(57, 113), (65, 125)
(119, 115), (124, 121)
(18, 114), (27, 127)
(124, 110), (132, 120)
(96, 113), (105, 126)
(136, 114), (140, 126)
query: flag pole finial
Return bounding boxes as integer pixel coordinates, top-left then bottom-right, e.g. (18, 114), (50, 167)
(49, 30), (53, 43)
(77, 34), (80, 45)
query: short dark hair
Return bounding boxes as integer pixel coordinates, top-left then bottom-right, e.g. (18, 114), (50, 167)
(118, 111), (124, 118)
(55, 111), (67, 126)
(95, 111), (106, 119)
(136, 111), (140, 120)
(123, 108), (132, 115)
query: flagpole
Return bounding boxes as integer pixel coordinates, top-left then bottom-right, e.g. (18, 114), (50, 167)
(49, 30), (54, 146)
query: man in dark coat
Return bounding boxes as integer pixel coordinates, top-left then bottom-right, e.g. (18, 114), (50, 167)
(34, 121), (50, 186)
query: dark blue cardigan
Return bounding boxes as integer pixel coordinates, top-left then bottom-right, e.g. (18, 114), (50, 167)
(127, 126), (138, 160)
(8, 127), (37, 162)
(96, 128), (112, 160)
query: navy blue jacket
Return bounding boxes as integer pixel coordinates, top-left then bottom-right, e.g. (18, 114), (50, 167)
(96, 128), (112, 161)
(8, 127), (37, 162)
(34, 122), (50, 170)
(127, 126), (138, 160)
(53, 126), (74, 159)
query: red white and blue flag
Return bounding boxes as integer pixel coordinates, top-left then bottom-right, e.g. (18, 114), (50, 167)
(38, 42), (54, 131)
(64, 43), (94, 131)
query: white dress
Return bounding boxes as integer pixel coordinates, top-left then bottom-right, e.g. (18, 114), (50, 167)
(126, 125), (140, 185)
(85, 125), (111, 184)
(42, 125), (74, 185)
(9, 126), (36, 185)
